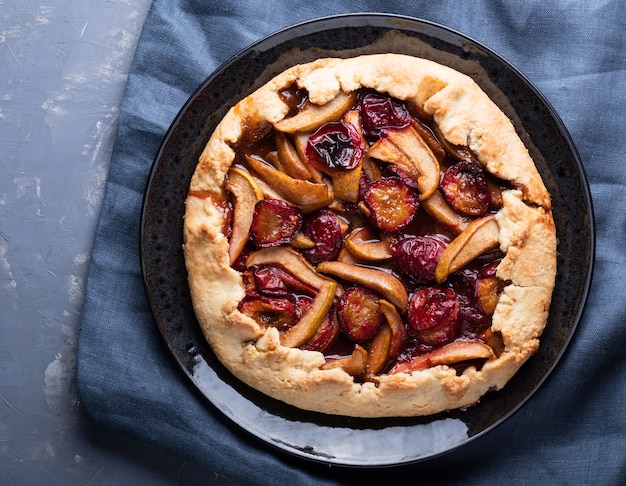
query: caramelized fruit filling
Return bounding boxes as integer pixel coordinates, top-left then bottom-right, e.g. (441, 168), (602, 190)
(223, 87), (511, 379)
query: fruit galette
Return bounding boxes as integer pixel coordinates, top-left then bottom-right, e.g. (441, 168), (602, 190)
(183, 54), (556, 417)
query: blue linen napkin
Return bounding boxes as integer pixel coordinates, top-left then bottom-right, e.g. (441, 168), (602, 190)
(77, 1), (626, 484)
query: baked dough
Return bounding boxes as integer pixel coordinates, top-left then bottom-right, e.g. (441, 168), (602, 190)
(183, 54), (556, 417)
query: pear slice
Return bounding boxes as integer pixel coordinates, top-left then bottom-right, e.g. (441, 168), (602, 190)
(336, 247), (361, 265)
(435, 214), (500, 283)
(329, 164), (362, 203)
(368, 127), (440, 200)
(411, 119), (446, 163)
(481, 328), (505, 357)
(246, 246), (340, 295)
(367, 133), (404, 160)
(421, 189), (470, 234)
(365, 298), (410, 377)
(379, 299), (407, 360)
(275, 131), (312, 180)
(292, 132), (324, 183)
(387, 126), (440, 200)
(344, 227), (392, 261)
(264, 151), (283, 172)
(273, 91), (356, 133)
(361, 154), (382, 182)
(389, 341), (495, 374)
(321, 344), (368, 376)
(245, 154), (333, 210)
(252, 176), (329, 214)
(343, 109), (365, 140)
(225, 167), (264, 265)
(365, 323), (392, 376)
(367, 136), (420, 180)
(251, 175), (284, 201)
(289, 232), (316, 250)
(316, 261), (408, 311)
(432, 122), (473, 162)
(280, 281), (337, 348)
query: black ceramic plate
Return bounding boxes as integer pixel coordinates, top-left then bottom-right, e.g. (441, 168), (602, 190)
(141, 14), (594, 467)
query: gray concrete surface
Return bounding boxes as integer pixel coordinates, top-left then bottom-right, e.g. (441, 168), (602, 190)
(0, 1), (243, 484)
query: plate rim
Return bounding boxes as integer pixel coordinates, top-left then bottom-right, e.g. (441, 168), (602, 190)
(140, 12), (595, 468)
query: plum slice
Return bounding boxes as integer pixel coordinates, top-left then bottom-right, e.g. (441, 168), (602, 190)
(407, 286), (460, 346)
(321, 110), (365, 203)
(358, 91), (412, 140)
(441, 160), (491, 217)
(238, 295), (298, 331)
(414, 313), (461, 346)
(249, 199), (303, 248)
(249, 265), (290, 297)
(305, 121), (363, 172)
(301, 210), (344, 264)
(392, 235), (449, 283)
(361, 177), (419, 233)
(450, 268), (489, 333)
(337, 286), (384, 343)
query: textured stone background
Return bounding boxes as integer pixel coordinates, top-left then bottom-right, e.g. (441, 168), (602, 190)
(0, 1), (243, 484)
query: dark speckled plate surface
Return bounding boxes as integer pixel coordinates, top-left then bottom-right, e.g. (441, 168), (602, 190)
(140, 14), (594, 467)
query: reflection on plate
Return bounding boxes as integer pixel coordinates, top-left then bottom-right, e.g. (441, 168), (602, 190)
(140, 13), (594, 467)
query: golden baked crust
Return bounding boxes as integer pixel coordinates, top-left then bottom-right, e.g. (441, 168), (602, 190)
(183, 54), (556, 417)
